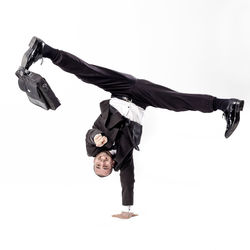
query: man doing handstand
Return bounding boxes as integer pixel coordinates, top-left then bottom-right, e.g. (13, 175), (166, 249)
(21, 36), (244, 219)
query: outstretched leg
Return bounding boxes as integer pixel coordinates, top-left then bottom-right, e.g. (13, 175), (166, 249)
(130, 78), (244, 138)
(23, 37), (136, 96)
(45, 47), (136, 95)
(130, 78), (215, 112)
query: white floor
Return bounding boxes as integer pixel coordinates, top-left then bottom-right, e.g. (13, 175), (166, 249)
(1, 1), (249, 249)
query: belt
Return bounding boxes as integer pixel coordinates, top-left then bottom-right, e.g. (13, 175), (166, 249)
(111, 94), (146, 109)
(120, 96), (132, 103)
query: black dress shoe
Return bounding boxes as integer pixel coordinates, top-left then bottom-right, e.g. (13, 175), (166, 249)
(223, 99), (244, 138)
(21, 36), (45, 69)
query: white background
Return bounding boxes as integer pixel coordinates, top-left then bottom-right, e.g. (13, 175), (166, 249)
(0, 0), (249, 249)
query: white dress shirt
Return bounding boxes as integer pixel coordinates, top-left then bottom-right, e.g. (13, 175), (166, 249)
(109, 97), (144, 125)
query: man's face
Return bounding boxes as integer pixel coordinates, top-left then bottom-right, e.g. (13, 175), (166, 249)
(94, 151), (114, 177)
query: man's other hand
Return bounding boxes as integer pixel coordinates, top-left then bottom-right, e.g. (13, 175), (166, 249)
(94, 134), (108, 147)
(112, 212), (138, 219)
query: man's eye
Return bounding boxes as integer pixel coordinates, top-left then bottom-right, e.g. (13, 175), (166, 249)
(96, 166), (100, 169)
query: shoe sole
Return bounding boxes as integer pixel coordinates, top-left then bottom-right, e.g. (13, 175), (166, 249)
(29, 36), (39, 48)
(21, 36), (40, 68)
(239, 100), (244, 111)
(225, 100), (244, 138)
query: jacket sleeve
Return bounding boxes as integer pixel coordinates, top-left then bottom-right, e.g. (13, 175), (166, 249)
(85, 128), (103, 156)
(86, 128), (103, 145)
(119, 150), (135, 206)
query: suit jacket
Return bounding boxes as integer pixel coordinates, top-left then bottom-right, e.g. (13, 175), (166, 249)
(85, 99), (142, 205)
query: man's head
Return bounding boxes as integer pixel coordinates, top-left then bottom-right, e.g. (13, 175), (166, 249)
(94, 151), (115, 177)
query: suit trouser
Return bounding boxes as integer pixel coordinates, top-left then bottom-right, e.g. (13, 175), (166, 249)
(50, 49), (215, 112)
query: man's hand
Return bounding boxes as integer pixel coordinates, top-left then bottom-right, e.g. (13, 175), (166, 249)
(112, 212), (138, 219)
(94, 134), (108, 147)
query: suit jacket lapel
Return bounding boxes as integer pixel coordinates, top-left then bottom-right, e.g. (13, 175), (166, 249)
(100, 99), (125, 129)
(100, 100), (110, 124)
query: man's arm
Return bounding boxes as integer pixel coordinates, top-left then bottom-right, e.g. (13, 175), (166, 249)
(112, 150), (138, 219)
(86, 128), (103, 145)
(120, 151), (135, 206)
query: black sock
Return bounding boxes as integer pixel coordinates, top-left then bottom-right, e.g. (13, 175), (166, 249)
(42, 44), (59, 61)
(213, 97), (229, 111)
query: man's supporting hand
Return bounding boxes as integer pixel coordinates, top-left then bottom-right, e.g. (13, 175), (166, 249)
(112, 212), (138, 219)
(94, 134), (108, 147)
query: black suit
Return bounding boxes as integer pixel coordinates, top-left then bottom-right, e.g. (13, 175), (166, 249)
(85, 99), (142, 205)
(49, 49), (216, 206)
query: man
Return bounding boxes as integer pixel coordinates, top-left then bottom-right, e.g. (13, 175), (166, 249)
(21, 36), (244, 219)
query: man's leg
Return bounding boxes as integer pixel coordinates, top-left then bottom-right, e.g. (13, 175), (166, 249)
(130, 79), (244, 138)
(23, 37), (136, 95)
(130, 78), (215, 112)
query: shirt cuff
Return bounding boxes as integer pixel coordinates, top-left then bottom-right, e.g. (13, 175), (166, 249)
(122, 205), (132, 212)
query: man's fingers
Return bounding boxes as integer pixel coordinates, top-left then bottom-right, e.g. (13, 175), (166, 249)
(94, 134), (102, 144)
(95, 136), (108, 147)
(94, 134), (102, 140)
(98, 136), (107, 145)
(96, 137), (103, 144)
(112, 214), (129, 219)
(131, 213), (138, 217)
(95, 137), (104, 145)
(112, 212), (138, 219)
(112, 214), (125, 219)
(102, 136), (108, 144)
